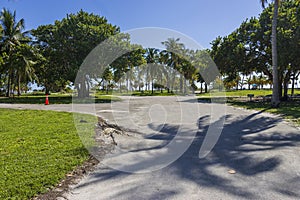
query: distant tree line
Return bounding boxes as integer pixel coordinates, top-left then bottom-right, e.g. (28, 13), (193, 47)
(0, 9), (214, 97)
(1, 1), (300, 103)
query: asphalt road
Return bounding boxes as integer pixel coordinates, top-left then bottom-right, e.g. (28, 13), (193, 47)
(1, 96), (300, 200)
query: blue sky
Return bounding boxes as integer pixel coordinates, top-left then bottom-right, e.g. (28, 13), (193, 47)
(1, 0), (264, 49)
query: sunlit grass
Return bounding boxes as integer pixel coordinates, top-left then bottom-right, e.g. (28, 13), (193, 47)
(196, 89), (300, 126)
(0, 93), (120, 104)
(0, 109), (96, 199)
(96, 90), (176, 96)
(198, 89), (300, 97)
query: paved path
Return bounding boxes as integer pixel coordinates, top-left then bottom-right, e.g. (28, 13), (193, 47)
(1, 97), (300, 199)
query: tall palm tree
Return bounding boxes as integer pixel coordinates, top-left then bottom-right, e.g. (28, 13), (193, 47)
(261, 0), (280, 107)
(0, 8), (25, 97)
(13, 44), (38, 96)
(145, 48), (159, 94)
(159, 50), (171, 93)
(162, 38), (185, 93)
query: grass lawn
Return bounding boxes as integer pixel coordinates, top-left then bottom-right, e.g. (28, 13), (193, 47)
(228, 101), (300, 126)
(0, 109), (97, 199)
(129, 90), (176, 96)
(198, 89), (300, 126)
(0, 93), (120, 104)
(95, 90), (176, 96)
(198, 89), (300, 97)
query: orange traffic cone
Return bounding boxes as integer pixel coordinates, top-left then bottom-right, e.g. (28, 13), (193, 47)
(45, 94), (49, 105)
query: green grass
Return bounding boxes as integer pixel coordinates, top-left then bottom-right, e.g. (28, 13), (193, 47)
(129, 90), (176, 96)
(0, 109), (97, 199)
(0, 93), (120, 104)
(223, 89), (273, 97)
(198, 89), (300, 97)
(95, 90), (176, 96)
(196, 89), (300, 126)
(229, 100), (300, 126)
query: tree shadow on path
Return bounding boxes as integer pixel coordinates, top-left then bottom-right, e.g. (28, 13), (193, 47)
(72, 109), (300, 199)
(169, 109), (300, 198)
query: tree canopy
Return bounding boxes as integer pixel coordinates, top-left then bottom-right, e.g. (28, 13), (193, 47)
(1, 2), (299, 99)
(210, 0), (300, 99)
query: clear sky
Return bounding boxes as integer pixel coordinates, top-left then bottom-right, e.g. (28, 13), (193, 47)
(1, 0), (264, 49)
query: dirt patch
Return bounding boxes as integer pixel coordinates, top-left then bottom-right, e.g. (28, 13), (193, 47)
(33, 155), (99, 200)
(32, 116), (129, 200)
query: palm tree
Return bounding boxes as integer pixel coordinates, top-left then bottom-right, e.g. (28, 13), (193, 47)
(0, 8), (26, 97)
(261, 0), (280, 107)
(13, 44), (37, 96)
(159, 50), (171, 93)
(145, 48), (159, 94)
(162, 38), (185, 93)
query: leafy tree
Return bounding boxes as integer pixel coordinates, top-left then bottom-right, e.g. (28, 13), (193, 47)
(31, 24), (65, 94)
(210, 33), (246, 89)
(193, 49), (218, 93)
(259, 1), (300, 99)
(32, 10), (120, 97)
(109, 44), (144, 93)
(101, 67), (113, 93)
(211, 0), (300, 98)
(127, 47), (146, 92)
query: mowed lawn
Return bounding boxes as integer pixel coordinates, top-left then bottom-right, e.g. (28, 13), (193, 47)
(197, 89), (300, 125)
(0, 109), (96, 199)
(198, 89), (300, 97)
(0, 92), (121, 104)
(229, 101), (300, 126)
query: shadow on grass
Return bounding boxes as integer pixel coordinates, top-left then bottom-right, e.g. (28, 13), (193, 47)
(229, 100), (300, 123)
(72, 109), (300, 199)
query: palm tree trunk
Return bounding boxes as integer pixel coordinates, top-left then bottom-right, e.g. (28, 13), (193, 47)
(17, 75), (21, 96)
(271, 0), (280, 107)
(151, 80), (154, 94)
(166, 74), (170, 93)
(6, 73), (11, 97)
(78, 81), (85, 98)
(180, 74), (183, 93)
(126, 78), (129, 93)
(200, 83), (203, 93)
(138, 67), (141, 92)
(160, 76), (163, 93)
(171, 70), (176, 93)
(283, 79), (289, 101)
(86, 79), (90, 97)
(106, 81), (109, 94)
(248, 74), (252, 90)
